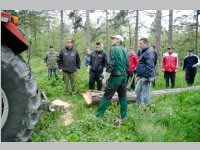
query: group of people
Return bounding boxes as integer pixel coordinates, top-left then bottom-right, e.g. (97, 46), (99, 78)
(44, 35), (200, 124)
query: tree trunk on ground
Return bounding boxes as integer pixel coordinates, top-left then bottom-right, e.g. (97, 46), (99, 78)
(168, 10), (173, 48)
(59, 10), (64, 50)
(81, 86), (200, 105)
(154, 10), (162, 75)
(134, 10), (139, 51)
(86, 10), (91, 49)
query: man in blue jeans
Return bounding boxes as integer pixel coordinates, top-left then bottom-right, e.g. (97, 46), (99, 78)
(135, 38), (156, 105)
(44, 45), (59, 80)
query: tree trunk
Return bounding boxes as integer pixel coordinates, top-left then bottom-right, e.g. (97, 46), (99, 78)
(128, 21), (132, 48)
(47, 13), (51, 46)
(168, 10), (173, 48)
(134, 10), (139, 51)
(105, 10), (109, 52)
(154, 10), (162, 75)
(195, 10), (199, 55)
(59, 10), (64, 50)
(81, 86), (200, 105)
(86, 10), (91, 49)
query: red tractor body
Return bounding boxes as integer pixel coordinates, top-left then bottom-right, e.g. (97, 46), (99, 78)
(1, 12), (28, 53)
(1, 11), (41, 142)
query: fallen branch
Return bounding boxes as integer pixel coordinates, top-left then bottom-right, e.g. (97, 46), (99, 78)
(81, 86), (200, 105)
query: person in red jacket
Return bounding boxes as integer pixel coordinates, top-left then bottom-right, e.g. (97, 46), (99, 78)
(162, 47), (178, 88)
(127, 48), (138, 90)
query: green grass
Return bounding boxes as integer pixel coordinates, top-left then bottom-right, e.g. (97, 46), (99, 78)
(29, 58), (200, 142)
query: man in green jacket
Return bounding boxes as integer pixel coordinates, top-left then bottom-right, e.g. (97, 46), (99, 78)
(96, 35), (129, 123)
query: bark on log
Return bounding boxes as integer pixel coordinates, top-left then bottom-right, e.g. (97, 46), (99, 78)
(81, 86), (200, 105)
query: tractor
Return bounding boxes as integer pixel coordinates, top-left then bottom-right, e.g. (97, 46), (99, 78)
(1, 11), (41, 142)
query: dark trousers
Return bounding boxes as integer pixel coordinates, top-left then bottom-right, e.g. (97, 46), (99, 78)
(48, 68), (58, 80)
(164, 71), (176, 88)
(127, 72), (136, 90)
(89, 70), (103, 91)
(185, 70), (196, 86)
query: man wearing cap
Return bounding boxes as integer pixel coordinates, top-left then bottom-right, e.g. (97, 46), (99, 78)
(44, 45), (59, 80)
(135, 38), (156, 105)
(96, 35), (129, 123)
(162, 47), (178, 88)
(183, 49), (200, 86)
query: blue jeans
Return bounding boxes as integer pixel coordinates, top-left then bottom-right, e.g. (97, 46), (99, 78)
(135, 78), (152, 105)
(48, 68), (58, 79)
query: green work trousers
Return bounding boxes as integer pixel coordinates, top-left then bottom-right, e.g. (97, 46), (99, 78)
(96, 76), (127, 119)
(63, 72), (76, 94)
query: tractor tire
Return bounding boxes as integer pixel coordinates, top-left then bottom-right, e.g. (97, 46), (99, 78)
(1, 44), (41, 142)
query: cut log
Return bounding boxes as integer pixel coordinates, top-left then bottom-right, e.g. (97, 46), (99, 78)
(81, 86), (200, 105)
(50, 99), (73, 111)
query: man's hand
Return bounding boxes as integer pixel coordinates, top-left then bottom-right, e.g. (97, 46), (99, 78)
(192, 64), (197, 68)
(175, 69), (178, 72)
(76, 69), (80, 73)
(45, 63), (48, 67)
(59, 69), (63, 73)
(162, 69), (165, 72)
(87, 65), (91, 73)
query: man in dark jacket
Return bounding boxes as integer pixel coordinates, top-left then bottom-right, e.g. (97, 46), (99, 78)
(58, 39), (81, 95)
(135, 38), (155, 105)
(89, 42), (107, 91)
(183, 49), (200, 86)
(96, 35), (129, 123)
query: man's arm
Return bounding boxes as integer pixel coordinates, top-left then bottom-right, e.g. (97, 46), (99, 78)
(154, 51), (158, 66)
(145, 51), (155, 78)
(106, 48), (115, 73)
(162, 55), (165, 71)
(57, 50), (63, 69)
(76, 51), (81, 69)
(193, 55), (200, 67)
(183, 57), (186, 71)
(44, 53), (48, 63)
(103, 52), (108, 68)
(176, 54), (179, 70)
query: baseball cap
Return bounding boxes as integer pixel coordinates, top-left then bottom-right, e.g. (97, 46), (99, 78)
(111, 35), (124, 42)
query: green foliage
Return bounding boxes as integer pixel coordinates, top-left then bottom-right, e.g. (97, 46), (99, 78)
(29, 56), (200, 142)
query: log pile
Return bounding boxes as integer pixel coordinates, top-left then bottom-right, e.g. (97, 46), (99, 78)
(81, 86), (200, 105)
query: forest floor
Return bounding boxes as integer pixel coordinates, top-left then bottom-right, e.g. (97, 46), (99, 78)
(29, 58), (200, 142)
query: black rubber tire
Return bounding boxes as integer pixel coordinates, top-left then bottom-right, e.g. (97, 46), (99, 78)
(1, 44), (41, 142)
